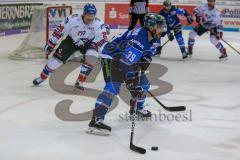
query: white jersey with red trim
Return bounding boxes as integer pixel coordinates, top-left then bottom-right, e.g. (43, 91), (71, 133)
(194, 4), (223, 29)
(49, 14), (107, 48)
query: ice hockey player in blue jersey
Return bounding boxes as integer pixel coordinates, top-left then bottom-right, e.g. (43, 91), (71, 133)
(87, 13), (167, 136)
(159, 0), (193, 59)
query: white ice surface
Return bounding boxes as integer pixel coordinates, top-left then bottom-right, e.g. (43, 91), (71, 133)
(0, 30), (240, 160)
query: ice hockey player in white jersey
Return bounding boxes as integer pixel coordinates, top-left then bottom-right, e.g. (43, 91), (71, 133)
(188, 0), (227, 59)
(33, 3), (109, 88)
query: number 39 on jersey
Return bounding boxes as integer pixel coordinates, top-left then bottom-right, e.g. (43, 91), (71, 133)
(123, 47), (142, 65)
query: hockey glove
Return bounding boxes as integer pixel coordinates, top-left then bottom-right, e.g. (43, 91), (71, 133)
(138, 55), (152, 71)
(167, 32), (174, 41)
(44, 23), (64, 56)
(104, 24), (111, 35)
(160, 31), (167, 37)
(187, 15), (193, 24)
(74, 39), (85, 47)
(184, 10), (193, 24)
(195, 15), (201, 23)
(44, 40), (55, 56)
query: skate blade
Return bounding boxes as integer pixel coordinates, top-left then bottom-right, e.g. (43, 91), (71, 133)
(181, 58), (188, 61)
(73, 84), (84, 91)
(75, 85), (84, 90)
(32, 80), (44, 87)
(31, 83), (42, 87)
(86, 127), (110, 136)
(219, 57), (228, 61)
(73, 85), (84, 93)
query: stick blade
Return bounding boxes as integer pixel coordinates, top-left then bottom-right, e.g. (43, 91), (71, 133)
(166, 106), (186, 112)
(130, 143), (146, 154)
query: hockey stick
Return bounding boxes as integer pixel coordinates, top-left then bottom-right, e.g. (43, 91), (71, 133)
(155, 39), (170, 56)
(221, 38), (240, 55)
(162, 39), (170, 48)
(129, 66), (146, 154)
(209, 30), (240, 55)
(147, 91), (186, 112)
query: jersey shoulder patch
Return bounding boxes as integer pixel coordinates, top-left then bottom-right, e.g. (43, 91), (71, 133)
(128, 30), (146, 51)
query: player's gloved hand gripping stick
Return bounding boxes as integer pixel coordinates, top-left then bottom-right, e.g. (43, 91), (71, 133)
(155, 39), (170, 55)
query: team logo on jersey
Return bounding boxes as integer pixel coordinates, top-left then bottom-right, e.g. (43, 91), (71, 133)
(131, 39), (144, 50)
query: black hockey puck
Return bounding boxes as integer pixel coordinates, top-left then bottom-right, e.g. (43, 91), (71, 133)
(151, 146), (158, 151)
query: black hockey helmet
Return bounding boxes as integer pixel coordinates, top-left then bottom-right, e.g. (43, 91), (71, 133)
(163, 0), (172, 6)
(144, 13), (167, 37)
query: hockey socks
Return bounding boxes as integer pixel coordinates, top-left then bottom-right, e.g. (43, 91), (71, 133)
(40, 65), (53, 80)
(93, 91), (113, 121)
(78, 62), (93, 82)
(176, 34), (188, 59)
(75, 62), (93, 89)
(33, 65), (53, 86)
(33, 57), (62, 86)
(188, 38), (195, 56)
(216, 43), (227, 59)
(87, 91), (113, 136)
